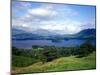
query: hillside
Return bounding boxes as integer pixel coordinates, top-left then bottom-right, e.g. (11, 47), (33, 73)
(74, 29), (96, 39)
(12, 52), (96, 74)
(12, 28), (96, 40)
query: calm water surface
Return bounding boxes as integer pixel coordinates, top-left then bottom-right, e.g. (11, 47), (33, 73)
(12, 39), (95, 49)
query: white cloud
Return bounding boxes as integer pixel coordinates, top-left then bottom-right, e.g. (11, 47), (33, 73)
(12, 2), (95, 34)
(29, 8), (57, 17)
(13, 1), (32, 10)
(66, 24), (81, 34)
(38, 21), (82, 34)
(21, 24), (29, 28)
(12, 13), (91, 34)
(40, 24), (66, 31)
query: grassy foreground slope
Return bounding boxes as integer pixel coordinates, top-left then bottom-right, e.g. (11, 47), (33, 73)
(13, 52), (96, 74)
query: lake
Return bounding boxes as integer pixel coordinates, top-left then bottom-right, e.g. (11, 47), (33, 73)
(12, 39), (96, 49)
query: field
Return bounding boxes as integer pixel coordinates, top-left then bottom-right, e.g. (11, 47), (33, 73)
(12, 51), (96, 74)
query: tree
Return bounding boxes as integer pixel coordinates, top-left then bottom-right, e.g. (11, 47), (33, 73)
(76, 40), (95, 57)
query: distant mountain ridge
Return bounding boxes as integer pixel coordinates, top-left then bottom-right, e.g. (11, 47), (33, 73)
(65, 29), (96, 39)
(12, 28), (96, 40)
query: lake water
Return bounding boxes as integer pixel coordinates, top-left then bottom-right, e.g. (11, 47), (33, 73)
(12, 39), (96, 49)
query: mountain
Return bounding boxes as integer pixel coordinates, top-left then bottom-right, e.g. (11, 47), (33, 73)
(12, 28), (96, 40)
(73, 29), (96, 39)
(12, 28), (44, 40)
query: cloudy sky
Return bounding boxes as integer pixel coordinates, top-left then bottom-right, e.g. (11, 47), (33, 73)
(12, 1), (96, 34)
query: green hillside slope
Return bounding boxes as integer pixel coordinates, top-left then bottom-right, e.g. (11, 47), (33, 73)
(12, 51), (96, 74)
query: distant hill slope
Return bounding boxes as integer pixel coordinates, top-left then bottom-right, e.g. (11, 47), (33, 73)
(12, 28), (96, 40)
(65, 29), (96, 39)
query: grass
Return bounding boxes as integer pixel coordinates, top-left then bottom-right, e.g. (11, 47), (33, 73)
(12, 51), (96, 74)
(12, 55), (37, 67)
